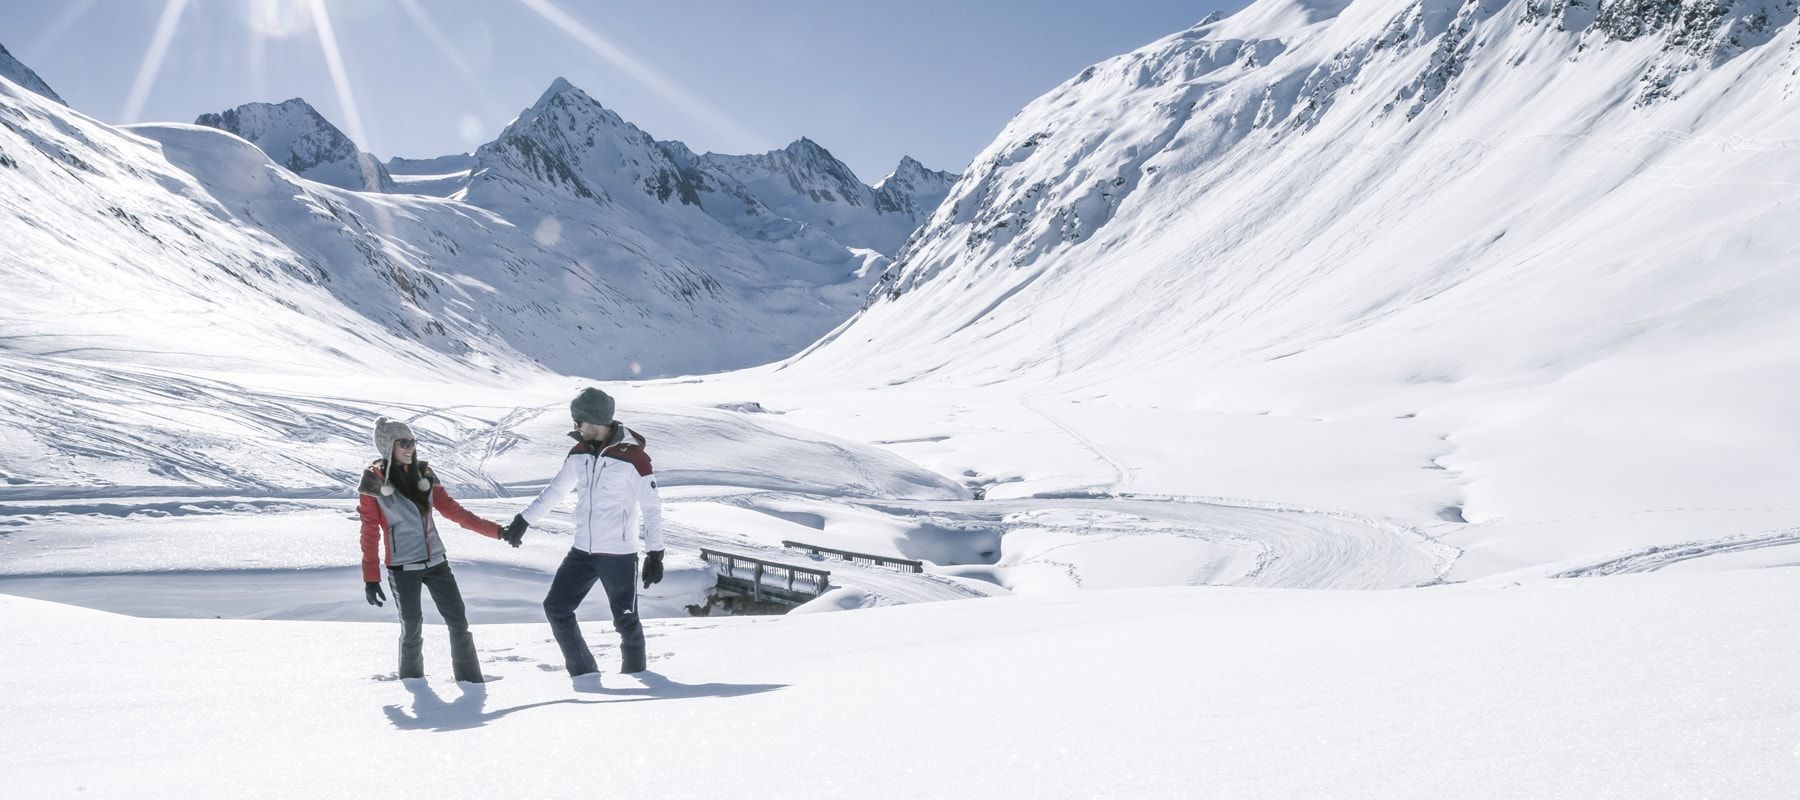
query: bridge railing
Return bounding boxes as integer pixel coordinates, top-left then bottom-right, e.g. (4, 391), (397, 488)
(700, 547), (832, 603)
(782, 540), (924, 574)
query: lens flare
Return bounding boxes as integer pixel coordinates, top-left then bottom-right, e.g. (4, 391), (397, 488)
(534, 217), (563, 247)
(458, 114), (486, 146)
(120, 0), (191, 123)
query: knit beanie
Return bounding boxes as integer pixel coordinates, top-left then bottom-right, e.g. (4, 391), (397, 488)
(372, 416), (431, 497)
(570, 388), (616, 426)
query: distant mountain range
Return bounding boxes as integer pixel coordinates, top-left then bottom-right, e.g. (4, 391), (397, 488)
(0, 54), (957, 379)
(197, 88), (956, 258)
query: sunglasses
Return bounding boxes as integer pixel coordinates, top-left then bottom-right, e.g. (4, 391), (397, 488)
(393, 438), (416, 448)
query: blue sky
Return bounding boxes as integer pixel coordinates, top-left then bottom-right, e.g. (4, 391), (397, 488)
(6, 0), (1248, 181)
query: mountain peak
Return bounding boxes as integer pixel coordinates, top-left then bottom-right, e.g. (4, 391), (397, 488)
(533, 77), (585, 108)
(0, 41), (66, 106)
(877, 156), (956, 191)
(782, 137), (834, 160)
(195, 98), (395, 192)
(886, 156), (935, 182)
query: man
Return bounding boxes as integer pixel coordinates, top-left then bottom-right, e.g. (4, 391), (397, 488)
(502, 388), (665, 677)
(357, 416), (511, 683)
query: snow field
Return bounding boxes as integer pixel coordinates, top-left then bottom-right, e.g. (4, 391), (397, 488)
(6, 568), (1799, 798)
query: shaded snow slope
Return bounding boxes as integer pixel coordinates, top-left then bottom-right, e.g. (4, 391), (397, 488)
(7, 569), (1800, 798)
(699, 139), (957, 255)
(787, 0), (1800, 577)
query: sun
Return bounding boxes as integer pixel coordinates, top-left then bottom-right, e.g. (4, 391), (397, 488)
(234, 0), (316, 40)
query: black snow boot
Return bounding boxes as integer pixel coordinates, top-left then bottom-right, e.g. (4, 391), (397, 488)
(620, 644), (647, 674)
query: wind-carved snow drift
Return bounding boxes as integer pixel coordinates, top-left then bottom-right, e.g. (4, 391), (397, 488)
(794, 0), (1800, 575)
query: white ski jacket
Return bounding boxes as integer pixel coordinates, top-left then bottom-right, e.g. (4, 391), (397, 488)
(519, 424), (665, 554)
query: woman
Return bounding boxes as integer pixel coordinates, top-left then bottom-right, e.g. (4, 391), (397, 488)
(356, 416), (509, 683)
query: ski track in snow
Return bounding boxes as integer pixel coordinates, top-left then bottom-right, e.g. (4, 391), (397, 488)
(0, 388), (1454, 619)
(1550, 526), (1800, 578)
(1016, 392), (1454, 587)
(0, 353), (1450, 615)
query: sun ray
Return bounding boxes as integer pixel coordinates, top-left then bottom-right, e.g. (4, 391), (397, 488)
(120, 0), (191, 123)
(303, 0), (397, 244)
(246, 24), (268, 103)
(511, 0), (767, 150)
(302, 0), (372, 158)
(393, 0), (507, 119)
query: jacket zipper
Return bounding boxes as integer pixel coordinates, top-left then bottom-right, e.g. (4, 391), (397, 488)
(587, 437), (631, 548)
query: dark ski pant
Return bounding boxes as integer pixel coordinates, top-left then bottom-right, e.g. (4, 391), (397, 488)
(388, 562), (483, 683)
(543, 549), (644, 676)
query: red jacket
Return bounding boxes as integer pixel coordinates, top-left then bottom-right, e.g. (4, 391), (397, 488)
(356, 460), (500, 582)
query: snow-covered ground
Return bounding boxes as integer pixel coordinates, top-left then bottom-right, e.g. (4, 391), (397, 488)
(8, 569), (1799, 798)
(0, 367), (1457, 620)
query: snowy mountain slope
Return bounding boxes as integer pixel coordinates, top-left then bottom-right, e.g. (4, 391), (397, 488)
(195, 98), (397, 192)
(386, 152), (474, 197)
(784, 0), (1800, 576)
(0, 41), (63, 106)
(452, 78), (879, 369)
(701, 138), (957, 255)
(653, 137), (893, 279)
(9, 570), (1800, 798)
(0, 79), (453, 377)
(133, 119), (856, 379)
(872, 155), (958, 227)
(0, 57), (885, 382)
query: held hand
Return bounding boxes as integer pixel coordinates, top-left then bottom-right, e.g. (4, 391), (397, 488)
(641, 550), (664, 588)
(500, 514), (529, 547)
(365, 581), (386, 607)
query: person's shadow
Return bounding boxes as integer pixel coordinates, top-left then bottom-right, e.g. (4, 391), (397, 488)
(572, 669), (785, 701)
(383, 673), (785, 731)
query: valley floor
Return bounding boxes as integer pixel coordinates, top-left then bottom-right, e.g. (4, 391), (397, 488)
(4, 361), (1798, 796)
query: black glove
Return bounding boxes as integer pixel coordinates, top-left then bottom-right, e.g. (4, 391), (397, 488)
(641, 550), (664, 588)
(365, 581), (386, 607)
(500, 514), (528, 547)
